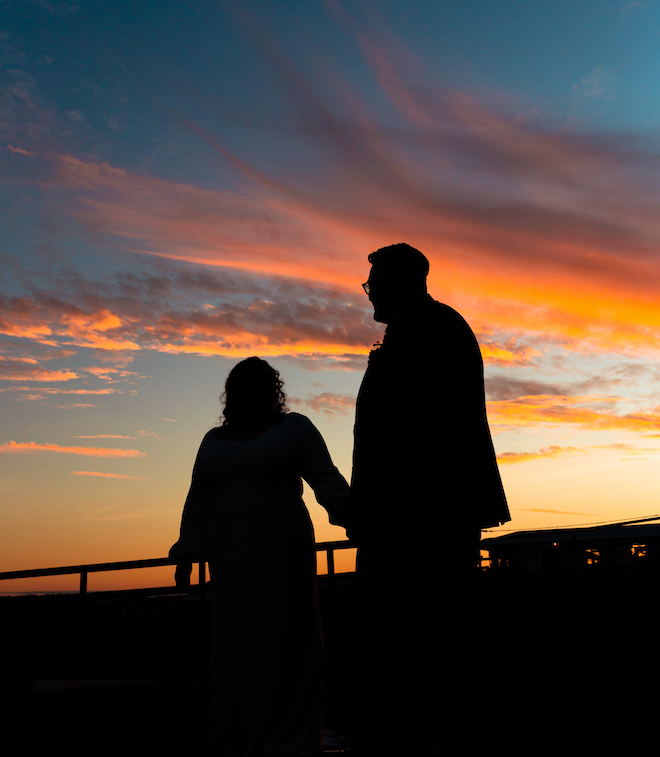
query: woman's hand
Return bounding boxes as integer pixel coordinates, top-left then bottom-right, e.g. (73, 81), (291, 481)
(175, 561), (192, 589)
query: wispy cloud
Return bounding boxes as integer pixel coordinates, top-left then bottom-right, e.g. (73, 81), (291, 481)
(497, 445), (583, 464)
(71, 471), (146, 479)
(0, 441), (145, 457)
(73, 434), (137, 439)
(4, 387), (116, 395)
(488, 395), (660, 433)
(517, 508), (595, 516)
(485, 364), (660, 402)
(52, 154), (364, 287)
(571, 68), (619, 109)
(170, 12), (660, 356)
(498, 442), (660, 464)
(82, 366), (142, 381)
(7, 31), (660, 365)
(5, 5), (660, 378)
(39, 48), (660, 360)
(289, 392), (356, 415)
(0, 355), (78, 382)
(54, 403), (99, 409)
(478, 341), (542, 367)
(5, 145), (36, 156)
(0, 385), (118, 403)
(0, 261), (380, 361)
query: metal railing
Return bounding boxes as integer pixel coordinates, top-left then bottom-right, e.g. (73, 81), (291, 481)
(0, 540), (356, 596)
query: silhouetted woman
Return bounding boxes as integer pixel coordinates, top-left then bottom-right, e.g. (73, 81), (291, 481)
(170, 357), (348, 757)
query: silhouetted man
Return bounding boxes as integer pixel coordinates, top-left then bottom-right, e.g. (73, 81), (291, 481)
(342, 243), (509, 755)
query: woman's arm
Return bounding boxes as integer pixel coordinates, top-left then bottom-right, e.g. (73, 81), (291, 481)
(169, 436), (212, 565)
(294, 415), (350, 524)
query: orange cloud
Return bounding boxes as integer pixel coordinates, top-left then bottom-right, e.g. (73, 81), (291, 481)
(478, 341), (542, 366)
(47, 117), (660, 359)
(0, 322), (55, 342)
(0, 295), (141, 353)
(59, 309), (141, 351)
(488, 395), (660, 433)
(6, 369), (79, 381)
(497, 445), (583, 464)
(10, 18), (660, 364)
(0, 356), (78, 382)
(0, 266), (380, 362)
(160, 25), (660, 357)
(0, 441), (145, 457)
(497, 442), (660, 464)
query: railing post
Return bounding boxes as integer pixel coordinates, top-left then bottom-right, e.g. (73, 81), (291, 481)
(326, 547), (336, 614)
(198, 560), (206, 602)
(326, 547), (335, 581)
(80, 570), (88, 595)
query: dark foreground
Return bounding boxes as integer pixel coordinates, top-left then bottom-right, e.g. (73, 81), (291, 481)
(3, 571), (660, 755)
(4, 679), (660, 756)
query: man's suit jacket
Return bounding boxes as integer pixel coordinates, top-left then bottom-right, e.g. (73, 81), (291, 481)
(348, 294), (510, 544)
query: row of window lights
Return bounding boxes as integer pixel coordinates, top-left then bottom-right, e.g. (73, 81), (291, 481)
(550, 543), (648, 563)
(490, 544), (649, 570)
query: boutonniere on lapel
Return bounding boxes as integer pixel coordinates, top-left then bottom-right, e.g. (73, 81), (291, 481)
(368, 341), (383, 363)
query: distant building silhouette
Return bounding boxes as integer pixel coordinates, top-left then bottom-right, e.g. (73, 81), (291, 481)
(482, 523), (660, 577)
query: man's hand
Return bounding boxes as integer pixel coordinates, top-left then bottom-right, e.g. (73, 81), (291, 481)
(344, 518), (363, 544)
(341, 505), (363, 545)
(174, 561), (192, 589)
(332, 494), (362, 544)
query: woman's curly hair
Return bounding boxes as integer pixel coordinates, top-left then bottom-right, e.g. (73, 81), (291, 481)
(220, 356), (288, 426)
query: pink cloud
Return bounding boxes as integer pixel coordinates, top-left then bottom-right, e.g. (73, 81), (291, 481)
(71, 471), (146, 479)
(289, 392), (356, 415)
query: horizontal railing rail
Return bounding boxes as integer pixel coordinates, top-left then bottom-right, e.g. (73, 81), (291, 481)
(0, 540), (356, 596)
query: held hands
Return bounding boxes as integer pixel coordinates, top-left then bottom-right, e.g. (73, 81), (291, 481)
(174, 561), (192, 589)
(333, 492), (364, 544)
(343, 513), (364, 544)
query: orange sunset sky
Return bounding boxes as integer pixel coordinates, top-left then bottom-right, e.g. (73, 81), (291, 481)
(4, 1), (660, 591)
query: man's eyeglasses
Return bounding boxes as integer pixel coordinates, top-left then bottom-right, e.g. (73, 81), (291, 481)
(362, 282), (370, 295)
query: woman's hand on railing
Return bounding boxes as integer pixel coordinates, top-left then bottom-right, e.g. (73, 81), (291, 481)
(174, 561), (192, 589)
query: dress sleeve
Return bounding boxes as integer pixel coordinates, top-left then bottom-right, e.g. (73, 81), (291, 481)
(169, 435), (212, 560)
(294, 415), (350, 525)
